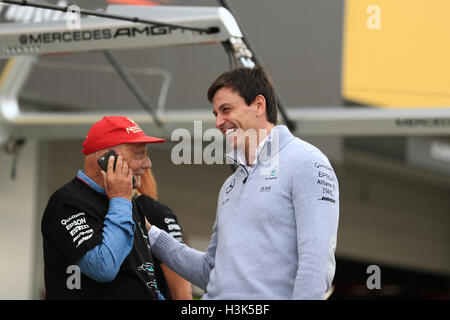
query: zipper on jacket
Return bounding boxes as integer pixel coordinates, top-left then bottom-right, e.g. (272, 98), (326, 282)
(238, 162), (249, 184)
(230, 158), (250, 184)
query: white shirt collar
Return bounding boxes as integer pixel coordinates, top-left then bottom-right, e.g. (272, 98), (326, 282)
(226, 131), (272, 169)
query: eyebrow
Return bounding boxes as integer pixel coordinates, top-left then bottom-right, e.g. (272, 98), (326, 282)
(212, 103), (231, 116)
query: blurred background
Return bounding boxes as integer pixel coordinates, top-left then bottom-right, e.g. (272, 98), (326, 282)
(0, 0), (449, 299)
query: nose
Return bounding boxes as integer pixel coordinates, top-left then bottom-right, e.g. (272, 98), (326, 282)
(215, 114), (225, 130)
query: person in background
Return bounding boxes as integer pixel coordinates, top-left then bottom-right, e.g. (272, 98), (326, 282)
(134, 169), (192, 300)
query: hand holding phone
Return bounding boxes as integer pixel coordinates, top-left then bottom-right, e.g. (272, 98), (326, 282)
(98, 149), (136, 185)
(98, 150), (135, 200)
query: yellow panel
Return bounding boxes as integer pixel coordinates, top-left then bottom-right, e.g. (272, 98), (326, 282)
(342, 0), (450, 108)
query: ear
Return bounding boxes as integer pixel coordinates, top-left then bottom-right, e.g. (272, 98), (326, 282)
(253, 94), (267, 118)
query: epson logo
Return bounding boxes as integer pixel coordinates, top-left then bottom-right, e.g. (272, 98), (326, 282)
(18, 25), (205, 45)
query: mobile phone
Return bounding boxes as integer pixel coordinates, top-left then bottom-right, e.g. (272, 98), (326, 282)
(98, 149), (118, 172)
(98, 149), (136, 185)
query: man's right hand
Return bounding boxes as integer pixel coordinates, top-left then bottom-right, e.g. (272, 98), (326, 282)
(101, 155), (133, 201)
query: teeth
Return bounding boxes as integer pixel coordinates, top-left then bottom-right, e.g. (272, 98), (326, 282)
(225, 128), (236, 136)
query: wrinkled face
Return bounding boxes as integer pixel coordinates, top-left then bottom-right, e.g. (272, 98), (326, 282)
(212, 87), (259, 150)
(114, 143), (151, 188)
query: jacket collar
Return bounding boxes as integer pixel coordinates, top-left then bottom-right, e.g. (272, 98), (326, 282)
(77, 169), (106, 196)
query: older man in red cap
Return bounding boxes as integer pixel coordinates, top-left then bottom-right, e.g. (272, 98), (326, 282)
(41, 116), (166, 299)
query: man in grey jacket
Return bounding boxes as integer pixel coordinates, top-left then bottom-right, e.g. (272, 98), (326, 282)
(147, 67), (339, 299)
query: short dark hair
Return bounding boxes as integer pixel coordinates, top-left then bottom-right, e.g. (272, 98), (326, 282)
(207, 66), (278, 124)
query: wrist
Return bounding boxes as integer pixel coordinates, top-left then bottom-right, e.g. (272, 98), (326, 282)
(109, 197), (132, 212)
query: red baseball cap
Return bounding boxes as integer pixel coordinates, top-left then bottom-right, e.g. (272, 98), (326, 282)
(82, 116), (165, 155)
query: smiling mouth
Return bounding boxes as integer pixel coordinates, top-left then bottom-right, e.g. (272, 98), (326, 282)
(225, 128), (237, 136)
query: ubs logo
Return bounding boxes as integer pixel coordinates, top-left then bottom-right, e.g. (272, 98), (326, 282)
(226, 178), (235, 194)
